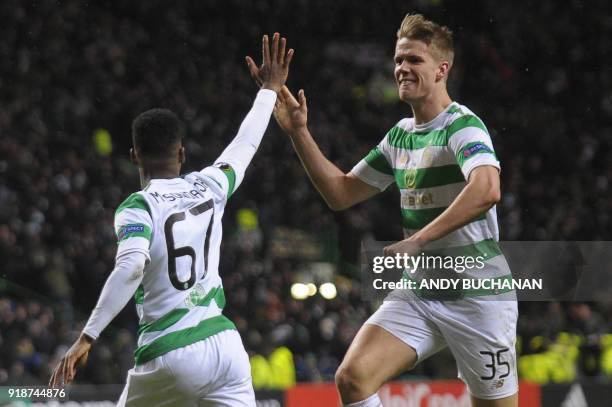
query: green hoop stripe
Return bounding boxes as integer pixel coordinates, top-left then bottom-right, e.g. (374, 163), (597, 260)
(364, 147), (393, 175)
(134, 315), (236, 365)
(116, 193), (152, 217)
(386, 115), (488, 151)
(134, 285), (144, 305)
(394, 165), (464, 190)
(137, 286), (227, 336)
(401, 207), (486, 230)
(447, 105), (464, 114)
(387, 126), (448, 150)
(447, 115), (489, 140)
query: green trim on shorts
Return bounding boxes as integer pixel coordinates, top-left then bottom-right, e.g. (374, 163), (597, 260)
(134, 315), (236, 365)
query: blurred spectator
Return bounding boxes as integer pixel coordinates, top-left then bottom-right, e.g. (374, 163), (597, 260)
(0, 0), (611, 386)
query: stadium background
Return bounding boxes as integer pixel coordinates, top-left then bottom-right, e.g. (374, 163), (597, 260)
(1, 0), (611, 405)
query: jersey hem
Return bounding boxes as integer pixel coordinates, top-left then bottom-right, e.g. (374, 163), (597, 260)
(133, 314), (236, 365)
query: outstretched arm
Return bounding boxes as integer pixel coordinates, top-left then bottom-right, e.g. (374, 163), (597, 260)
(210, 33), (293, 196)
(270, 87), (380, 210)
(49, 252), (147, 387)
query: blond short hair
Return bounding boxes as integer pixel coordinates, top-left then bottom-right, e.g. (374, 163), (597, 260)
(397, 14), (454, 65)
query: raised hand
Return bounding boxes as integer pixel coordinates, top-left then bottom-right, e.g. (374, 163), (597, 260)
(245, 33), (293, 93)
(274, 86), (308, 136)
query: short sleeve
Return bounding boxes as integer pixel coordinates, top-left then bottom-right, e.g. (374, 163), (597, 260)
(114, 193), (153, 260)
(447, 115), (500, 180)
(350, 135), (395, 191)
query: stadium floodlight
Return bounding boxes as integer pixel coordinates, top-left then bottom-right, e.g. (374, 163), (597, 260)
(291, 283), (310, 300)
(319, 283), (337, 300)
(307, 283), (318, 296)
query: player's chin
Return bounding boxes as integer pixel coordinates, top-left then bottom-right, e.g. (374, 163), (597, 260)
(398, 90), (415, 103)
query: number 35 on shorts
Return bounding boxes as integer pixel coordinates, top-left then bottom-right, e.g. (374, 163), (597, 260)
(479, 348), (510, 382)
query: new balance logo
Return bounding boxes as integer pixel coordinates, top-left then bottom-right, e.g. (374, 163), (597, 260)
(561, 383), (588, 407)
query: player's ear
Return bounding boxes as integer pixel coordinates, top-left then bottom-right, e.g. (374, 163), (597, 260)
(436, 60), (450, 82)
(178, 146), (186, 164)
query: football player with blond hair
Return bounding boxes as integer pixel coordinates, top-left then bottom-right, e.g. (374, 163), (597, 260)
(254, 14), (518, 407)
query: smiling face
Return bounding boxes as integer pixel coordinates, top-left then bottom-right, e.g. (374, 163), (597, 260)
(394, 38), (450, 103)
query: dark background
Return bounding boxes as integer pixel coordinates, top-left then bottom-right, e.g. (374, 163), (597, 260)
(1, 0), (611, 386)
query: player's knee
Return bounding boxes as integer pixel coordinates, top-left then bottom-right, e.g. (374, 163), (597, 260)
(335, 360), (372, 397)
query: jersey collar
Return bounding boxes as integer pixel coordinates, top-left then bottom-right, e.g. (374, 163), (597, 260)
(414, 102), (457, 132)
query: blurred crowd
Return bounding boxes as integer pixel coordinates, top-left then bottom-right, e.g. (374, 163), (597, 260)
(1, 0), (612, 387)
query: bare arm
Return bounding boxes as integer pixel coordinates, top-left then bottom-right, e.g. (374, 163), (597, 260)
(384, 165), (500, 254)
(272, 87), (380, 210)
(290, 126), (379, 210)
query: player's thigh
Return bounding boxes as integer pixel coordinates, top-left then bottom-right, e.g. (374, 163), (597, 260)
(436, 299), (518, 401)
(199, 330), (255, 407)
(120, 363), (196, 407)
(162, 330), (254, 405)
(199, 379), (254, 407)
(340, 300), (445, 383)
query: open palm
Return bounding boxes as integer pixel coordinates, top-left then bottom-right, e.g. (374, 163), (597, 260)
(274, 86), (308, 135)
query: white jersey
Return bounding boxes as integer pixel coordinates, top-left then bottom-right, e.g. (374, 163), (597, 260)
(114, 164), (238, 365)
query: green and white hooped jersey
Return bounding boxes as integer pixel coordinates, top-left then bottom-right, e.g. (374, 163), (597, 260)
(351, 102), (509, 280)
(114, 164), (238, 365)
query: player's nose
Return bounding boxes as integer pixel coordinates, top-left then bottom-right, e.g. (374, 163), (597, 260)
(396, 63), (410, 78)
(397, 60), (411, 72)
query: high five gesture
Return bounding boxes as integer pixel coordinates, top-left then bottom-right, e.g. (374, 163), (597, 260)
(246, 32), (294, 93)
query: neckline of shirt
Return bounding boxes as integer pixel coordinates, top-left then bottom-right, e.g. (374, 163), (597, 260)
(149, 178), (185, 184)
(413, 101), (457, 132)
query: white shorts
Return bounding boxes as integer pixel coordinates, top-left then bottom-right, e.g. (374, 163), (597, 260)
(116, 329), (255, 407)
(366, 297), (518, 400)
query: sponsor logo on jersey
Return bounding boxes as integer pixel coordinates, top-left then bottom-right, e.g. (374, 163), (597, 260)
(404, 168), (417, 189)
(561, 383), (587, 407)
(463, 143), (492, 158)
(117, 224), (145, 240)
(402, 192), (434, 208)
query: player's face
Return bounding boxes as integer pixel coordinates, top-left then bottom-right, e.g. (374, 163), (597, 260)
(394, 38), (441, 102)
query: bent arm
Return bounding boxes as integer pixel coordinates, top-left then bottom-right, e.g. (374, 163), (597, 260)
(409, 165), (500, 245)
(82, 252), (147, 340)
(289, 127), (380, 210)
